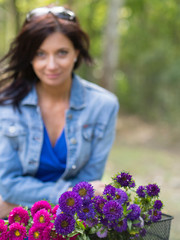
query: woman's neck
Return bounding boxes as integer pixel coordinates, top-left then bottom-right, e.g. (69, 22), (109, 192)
(36, 80), (72, 103)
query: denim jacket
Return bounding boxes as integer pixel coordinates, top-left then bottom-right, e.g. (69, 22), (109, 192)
(0, 75), (119, 207)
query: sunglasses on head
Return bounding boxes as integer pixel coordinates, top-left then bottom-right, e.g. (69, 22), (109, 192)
(26, 6), (76, 22)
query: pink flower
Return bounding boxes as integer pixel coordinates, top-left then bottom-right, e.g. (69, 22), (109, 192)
(28, 225), (44, 240)
(9, 222), (27, 240)
(8, 206), (30, 226)
(0, 221), (8, 240)
(33, 209), (52, 228)
(52, 205), (59, 216)
(31, 200), (52, 217)
(42, 223), (62, 240)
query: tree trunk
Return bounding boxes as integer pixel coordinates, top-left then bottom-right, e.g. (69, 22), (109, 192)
(101, 0), (124, 91)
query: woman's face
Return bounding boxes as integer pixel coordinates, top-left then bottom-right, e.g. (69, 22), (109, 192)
(31, 32), (79, 88)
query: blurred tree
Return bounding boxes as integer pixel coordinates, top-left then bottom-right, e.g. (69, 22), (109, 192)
(101, 0), (124, 91)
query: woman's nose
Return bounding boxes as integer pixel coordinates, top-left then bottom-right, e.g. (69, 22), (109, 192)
(46, 56), (58, 69)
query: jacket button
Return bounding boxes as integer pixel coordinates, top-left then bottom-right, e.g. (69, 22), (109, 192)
(9, 126), (16, 133)
(70, 138), (77, 144)
(72, 165), (76, 169)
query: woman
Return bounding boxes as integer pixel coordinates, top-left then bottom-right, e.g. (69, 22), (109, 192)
(0, 6), (119, 218)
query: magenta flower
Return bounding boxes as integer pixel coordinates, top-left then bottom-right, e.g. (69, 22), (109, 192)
(8, 206), (30, 226)
(52, 204), (59, 216)
(9, 222), (27, 240)
(33, 209), (52, 228)
(31, 200), (52, 217)
(42, 223), (62, 240)
(28, 225), (44, 240)
(0, 221), (8, 240)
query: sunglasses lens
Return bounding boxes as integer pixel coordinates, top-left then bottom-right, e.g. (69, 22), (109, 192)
(26, 7), (76, 22)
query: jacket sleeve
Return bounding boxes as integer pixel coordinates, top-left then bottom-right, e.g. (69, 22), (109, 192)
(69, 97), (119, 186)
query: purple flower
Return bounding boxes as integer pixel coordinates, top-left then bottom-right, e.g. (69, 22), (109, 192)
(54, 213), (75, 235)
(96, 227), (108, 238)
(114, 188), (128, 204)
(85, 218), (98, 227)
(0, 221), (8, 240)
(28, 225), (44, 240)
(127, 204), (141, 220)
(103, 200), (123, 220)
(113, 218), (128, 232)
(140, 228), (147, 237)
(42, 223), (61, 240)
(73, 181), (94, 201)
(9, 222), (27, 240)
(33, 209), (51, 228)
(31, 200), (52, 217)
(146, 184), (160, 197)
(153, 200), (163, 210)
(93, 196), (107, 214)
(114, 172), (135, 188)
(136, 186), (146, 198)
(103, 185), (116, 200)
(149, 209), (162, 222)
(59, 191), (82, 215)
(77, 201), (96, 220)
(8, 206), (30, 226)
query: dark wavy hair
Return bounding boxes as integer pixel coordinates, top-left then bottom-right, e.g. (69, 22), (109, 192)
(0, 8), (92, 108)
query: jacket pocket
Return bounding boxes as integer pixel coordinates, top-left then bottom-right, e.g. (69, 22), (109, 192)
(1, 120), (26, 137)
(0, 120), (27, 150)
(82, 123), (106, 141)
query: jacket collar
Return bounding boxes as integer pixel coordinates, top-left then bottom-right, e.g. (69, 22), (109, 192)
(21, 74), (86, 110)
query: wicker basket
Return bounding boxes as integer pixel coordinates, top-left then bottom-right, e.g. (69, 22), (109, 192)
(88, 214), (173, 240)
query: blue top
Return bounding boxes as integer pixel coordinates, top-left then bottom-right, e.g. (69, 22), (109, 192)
(35, 126), (67, 182)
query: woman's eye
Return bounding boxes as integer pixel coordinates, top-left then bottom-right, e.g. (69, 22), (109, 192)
(36, 51), (45, 57)
(58, 50), (68, 56)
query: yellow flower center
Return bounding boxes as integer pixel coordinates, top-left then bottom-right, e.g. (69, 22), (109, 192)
(67, 197), (75, 206)
(34, 231), (40, 239)
(79, 188), (87, 196)
(39, 215), (45, 223)
(99, 203), (105, 209)
(14, 214), (21, 222)
(83, 208), (89, 213)
(50, 230), (58, 238)
(15, 230), (21, 237)
(118, 220), (123, 226)
(61, 220), (68, 228)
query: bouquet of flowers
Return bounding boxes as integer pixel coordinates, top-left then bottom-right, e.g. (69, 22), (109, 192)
(0, 171), (164, 240)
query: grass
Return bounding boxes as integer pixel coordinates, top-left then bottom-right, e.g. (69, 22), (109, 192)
(102, 117), (180, 240)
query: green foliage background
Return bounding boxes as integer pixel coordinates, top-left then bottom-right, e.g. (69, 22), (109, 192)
(0, 0), (179, 125)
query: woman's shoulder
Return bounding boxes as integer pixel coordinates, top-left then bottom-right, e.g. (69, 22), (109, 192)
(77, 76), (119, 108)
